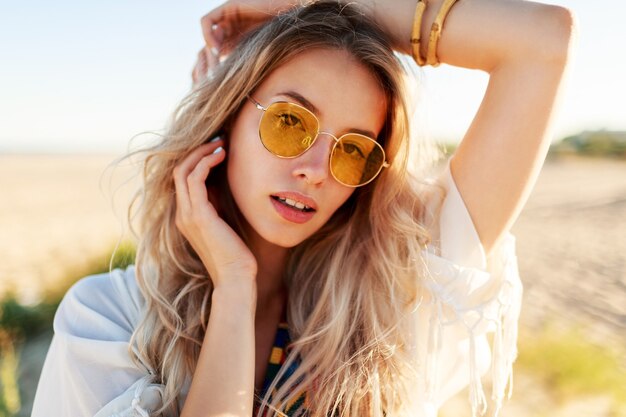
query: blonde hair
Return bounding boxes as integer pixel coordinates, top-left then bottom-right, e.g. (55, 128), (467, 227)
(128, 1), (446, 416)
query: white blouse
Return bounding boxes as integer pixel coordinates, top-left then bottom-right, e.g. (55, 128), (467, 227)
(32, 158), (522, 417)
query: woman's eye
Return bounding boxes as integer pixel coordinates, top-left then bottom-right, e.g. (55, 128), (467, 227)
(277, 113), (302, 128)
(342, 142), (366, 158)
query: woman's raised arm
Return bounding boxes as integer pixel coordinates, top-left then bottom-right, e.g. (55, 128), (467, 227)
(362, 0), (578, 256)
(193, 0), (578, 257)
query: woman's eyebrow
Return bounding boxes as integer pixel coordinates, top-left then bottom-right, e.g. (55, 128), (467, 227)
(279, 90), (320, 114)
(278, 90), (378, 139)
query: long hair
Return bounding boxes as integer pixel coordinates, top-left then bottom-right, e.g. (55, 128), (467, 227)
(127, 1), (446, 416)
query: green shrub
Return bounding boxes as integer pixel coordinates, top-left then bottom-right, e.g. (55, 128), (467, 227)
(1, 241), (137, 343)
(517, 325), (626, 406)
(0, 241), (138, 417)
(551, 130), (626, 159)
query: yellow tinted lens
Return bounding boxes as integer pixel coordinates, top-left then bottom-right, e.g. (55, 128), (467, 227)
(259, 102), (318, 157)
(331, 134), (385, 186)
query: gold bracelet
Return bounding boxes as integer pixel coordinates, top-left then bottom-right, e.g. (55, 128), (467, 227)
(410, 0), (427, 66)
(426, 0), (459, 67)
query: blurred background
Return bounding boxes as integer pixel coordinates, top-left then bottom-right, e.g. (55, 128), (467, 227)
(1, 0), (625, 416)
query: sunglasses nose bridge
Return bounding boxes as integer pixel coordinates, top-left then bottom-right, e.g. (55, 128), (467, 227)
(316, 131), (340, 153)
(312, 131), (343, 164)
(317, 131), (339, 143)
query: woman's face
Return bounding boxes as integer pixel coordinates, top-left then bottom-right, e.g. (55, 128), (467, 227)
(226, 48), (388, 248)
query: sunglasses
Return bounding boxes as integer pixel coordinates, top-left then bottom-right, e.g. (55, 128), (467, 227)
(247, 96), (389, 187)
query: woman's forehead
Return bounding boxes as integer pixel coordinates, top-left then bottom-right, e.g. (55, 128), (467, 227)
(256, 49), (389, 135)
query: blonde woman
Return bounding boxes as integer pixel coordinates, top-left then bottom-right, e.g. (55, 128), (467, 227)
(32, 1), (576, 416)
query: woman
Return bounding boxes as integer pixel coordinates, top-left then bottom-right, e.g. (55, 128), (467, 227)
(32, 1), (576, 416)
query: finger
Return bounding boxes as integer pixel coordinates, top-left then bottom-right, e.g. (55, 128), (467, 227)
(198, 48), (209, 72)
(206, 45), (219, 69)
(173, 138), (224, 208)
(178, 138), (224, 192)
(187, 147), (226, 216)
(173, 163), (192, 215)
(192, 48), (210, 85)
(201, 10), (225, 52)
(179, 139), (225, 177)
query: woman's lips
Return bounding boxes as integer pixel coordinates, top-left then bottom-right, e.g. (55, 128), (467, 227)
(270, 196), (316, 224)
(271, 191), (318, 211)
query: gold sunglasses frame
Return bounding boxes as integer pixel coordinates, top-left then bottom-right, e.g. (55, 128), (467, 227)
(247, 96), (390, 187)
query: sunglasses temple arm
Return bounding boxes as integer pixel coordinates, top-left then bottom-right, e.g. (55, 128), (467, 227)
(247, 95), (267, 111)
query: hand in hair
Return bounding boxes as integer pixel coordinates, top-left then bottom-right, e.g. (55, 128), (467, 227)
(172, 138), (258, 288)
(192, 0), (310, 85)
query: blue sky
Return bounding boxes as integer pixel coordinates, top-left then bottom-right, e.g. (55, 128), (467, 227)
(0, 0), (623, 153)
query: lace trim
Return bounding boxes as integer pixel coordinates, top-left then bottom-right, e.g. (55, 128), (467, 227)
(106, 374), (164, 417)
(421, 235), (522, 417)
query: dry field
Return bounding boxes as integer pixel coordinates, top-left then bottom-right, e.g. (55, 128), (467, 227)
(1, 153), (625, 416)
(511, 155), (626, 344)
(0, 154), (139, 303)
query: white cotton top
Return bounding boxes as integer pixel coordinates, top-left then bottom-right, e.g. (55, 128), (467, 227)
(31, 157), (523, 417)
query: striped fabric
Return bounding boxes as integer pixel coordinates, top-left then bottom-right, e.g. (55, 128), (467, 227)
(253, 312), (310, 417)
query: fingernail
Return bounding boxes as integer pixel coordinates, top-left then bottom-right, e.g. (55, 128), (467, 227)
(211, 47), (219, 57)
(212, 25), (224, 44)
(212, 146), (224, 154)
(209, 136), (222, 143)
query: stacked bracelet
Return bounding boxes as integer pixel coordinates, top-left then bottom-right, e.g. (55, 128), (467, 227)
(426, 0), (458, 66)
(411, 0), (460, 67)
(410, 0), (427, 66)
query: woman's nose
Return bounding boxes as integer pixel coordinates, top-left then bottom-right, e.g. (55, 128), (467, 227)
(292, 133), (335, 185)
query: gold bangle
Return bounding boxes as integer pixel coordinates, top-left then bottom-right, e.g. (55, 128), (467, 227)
(410, 0), (427, 66)
(426, 0), (459, 67)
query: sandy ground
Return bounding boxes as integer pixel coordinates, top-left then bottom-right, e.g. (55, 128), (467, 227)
(0, 154), (139, 303)
(2, 153), (625, 416)
(510, 156), (626, 346)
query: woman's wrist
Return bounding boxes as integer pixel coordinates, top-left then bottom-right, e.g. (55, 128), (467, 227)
(185, 277), (256, 417)
(356, 0), (416, 54)
(212, 279), (257, 315)
(357, 0), (445, 57)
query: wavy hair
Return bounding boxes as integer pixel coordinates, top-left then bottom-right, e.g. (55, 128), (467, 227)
(127, 1), (446, 416)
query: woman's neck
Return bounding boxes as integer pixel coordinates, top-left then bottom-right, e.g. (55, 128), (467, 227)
(246, 230), (289, 316)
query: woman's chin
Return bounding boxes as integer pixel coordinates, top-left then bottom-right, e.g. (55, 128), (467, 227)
(242, 219), (312, 250)
(259, 229), (309, 249)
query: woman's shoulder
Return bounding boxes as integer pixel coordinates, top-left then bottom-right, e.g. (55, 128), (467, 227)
(418, 155), (522, 329)
(32, 267), (162, 417)
(415, 159), (523, 414)
(421, 156), (517, 270)
(54, 266), (145, 341)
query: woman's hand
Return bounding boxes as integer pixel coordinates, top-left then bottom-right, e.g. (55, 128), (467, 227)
(173, 138), (257, 288)
(192, 0), (309, 85)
